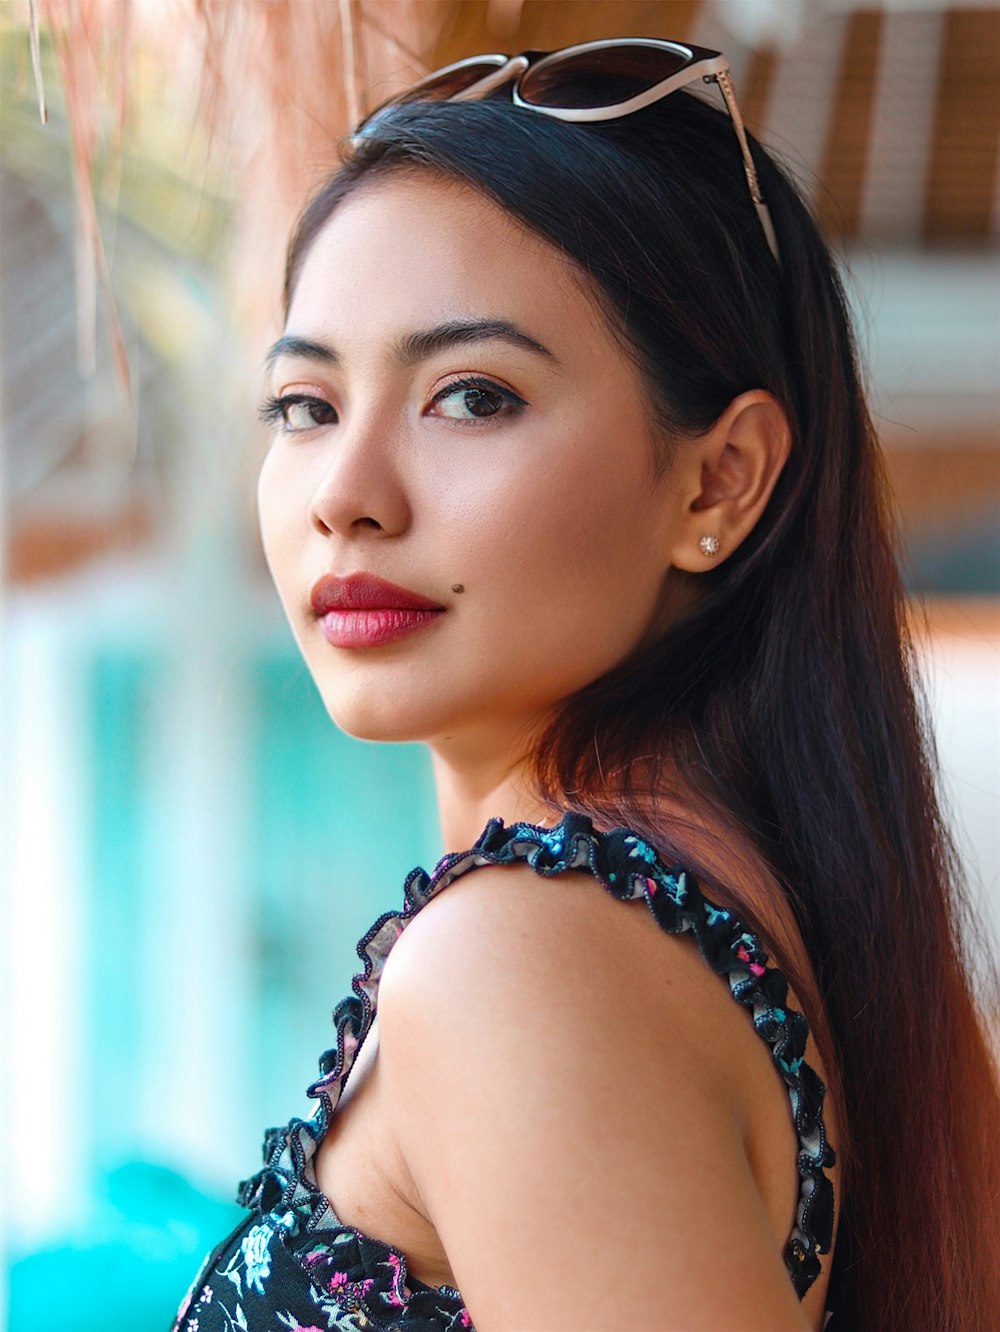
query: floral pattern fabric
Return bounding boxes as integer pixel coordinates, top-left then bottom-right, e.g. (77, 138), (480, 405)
(171, 812), (836, 1331)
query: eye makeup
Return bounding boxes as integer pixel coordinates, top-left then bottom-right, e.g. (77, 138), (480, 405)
(258, 393), (337, 432)
(428, 375), (527, 423)
(259, 374), (528, 435)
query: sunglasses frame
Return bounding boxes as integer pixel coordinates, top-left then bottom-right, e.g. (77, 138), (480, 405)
(354, 38), (780, 265)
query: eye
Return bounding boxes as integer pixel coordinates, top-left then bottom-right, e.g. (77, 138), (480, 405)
(258, 393), (338, 433)
(429, 377), (526, 423)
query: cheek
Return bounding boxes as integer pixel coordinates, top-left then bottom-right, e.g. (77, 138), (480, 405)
(458, 448), (667, 682)
(257, 449), (307, 594)
(506, 445), (660, 590)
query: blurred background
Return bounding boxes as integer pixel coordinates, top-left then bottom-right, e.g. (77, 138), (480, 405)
(1, 0), (997, 1326)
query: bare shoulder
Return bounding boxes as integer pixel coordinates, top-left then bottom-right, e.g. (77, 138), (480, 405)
(379, 860), (763, 1090)
(380, 859), (678, 1021)
(376, 861), (811, 1331)
(378, 858), (800, 1094)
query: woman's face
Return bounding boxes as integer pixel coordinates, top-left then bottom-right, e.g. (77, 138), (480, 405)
(258, 170), (690, 761)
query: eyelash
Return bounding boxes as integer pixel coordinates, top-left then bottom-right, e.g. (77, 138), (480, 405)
(257, 376), (527, 435)
(257, 393), (334, 432)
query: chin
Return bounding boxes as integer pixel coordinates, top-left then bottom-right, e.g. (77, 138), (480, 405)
(312, 675), (444, 746)
(327, 709), (430, 745)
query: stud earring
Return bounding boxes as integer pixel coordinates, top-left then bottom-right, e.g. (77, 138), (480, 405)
(699, 535), (720, 557)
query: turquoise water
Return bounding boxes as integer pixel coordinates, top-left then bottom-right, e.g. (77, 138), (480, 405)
(7, 645), (440, 1329)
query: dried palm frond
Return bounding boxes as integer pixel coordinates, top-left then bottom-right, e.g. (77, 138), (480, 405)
(34, 0), (134, 388)
(29, 0), (704, 365)
(27, 0), (47, 121)
(30, 0), (461, 376)
(188, 0), (456, 332)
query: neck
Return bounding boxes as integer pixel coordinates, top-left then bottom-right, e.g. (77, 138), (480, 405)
(430, 739), (555, 852)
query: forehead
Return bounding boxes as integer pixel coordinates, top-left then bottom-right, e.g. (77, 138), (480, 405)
(285, 170), (614, 354)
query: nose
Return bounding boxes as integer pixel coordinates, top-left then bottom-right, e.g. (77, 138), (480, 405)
(308, 414), (411, 540)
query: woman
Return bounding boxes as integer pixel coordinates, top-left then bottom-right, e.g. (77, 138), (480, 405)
(172, 39), (1000, 1332)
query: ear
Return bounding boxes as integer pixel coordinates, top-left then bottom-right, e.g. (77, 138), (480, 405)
(666, 390), (791, 572)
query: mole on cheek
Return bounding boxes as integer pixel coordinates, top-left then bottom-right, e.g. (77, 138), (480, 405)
(451, 584), (465, 594)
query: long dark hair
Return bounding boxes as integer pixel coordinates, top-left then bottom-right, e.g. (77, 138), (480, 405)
(282, 83), (1000, 1330)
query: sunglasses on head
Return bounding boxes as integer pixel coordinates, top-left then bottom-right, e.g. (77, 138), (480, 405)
(351, 37), (780, 266)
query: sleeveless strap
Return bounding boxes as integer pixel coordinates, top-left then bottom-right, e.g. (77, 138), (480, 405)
(239, 810), (836, 1302)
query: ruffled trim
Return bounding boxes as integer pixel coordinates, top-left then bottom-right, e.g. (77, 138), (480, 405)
(238, 811), (835, 1319)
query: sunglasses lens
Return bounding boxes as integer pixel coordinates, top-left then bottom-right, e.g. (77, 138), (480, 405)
(519, 43), (692, 110)
(399, 58), (508, 102)
(355, 58), (508, 137)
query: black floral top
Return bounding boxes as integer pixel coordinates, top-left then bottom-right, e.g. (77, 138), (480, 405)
(171, 812), (836, 1331)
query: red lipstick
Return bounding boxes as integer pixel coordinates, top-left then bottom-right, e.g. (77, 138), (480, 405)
(309, 573), (446, 648)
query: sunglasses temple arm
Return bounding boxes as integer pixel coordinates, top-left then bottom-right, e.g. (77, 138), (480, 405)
(753, 197), (781, 269)
(714, 69), (781, 266)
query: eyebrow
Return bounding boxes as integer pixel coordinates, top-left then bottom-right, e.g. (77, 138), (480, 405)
(264, 318), (560, 372)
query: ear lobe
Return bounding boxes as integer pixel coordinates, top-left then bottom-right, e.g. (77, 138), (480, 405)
(670, 390), (790, 572)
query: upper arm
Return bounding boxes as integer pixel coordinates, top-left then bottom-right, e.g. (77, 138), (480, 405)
(377, 864), (810, 1332)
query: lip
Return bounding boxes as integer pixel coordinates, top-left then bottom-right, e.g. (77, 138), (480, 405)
(310, 573), (446, 649)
